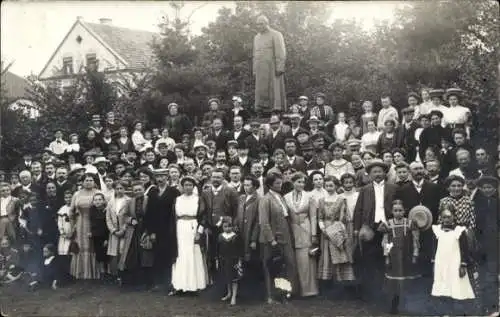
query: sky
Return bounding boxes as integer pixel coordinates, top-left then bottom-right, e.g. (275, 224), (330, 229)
(1, 1), (399, 77)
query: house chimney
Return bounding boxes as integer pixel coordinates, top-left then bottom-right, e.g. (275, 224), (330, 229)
(99, 18), (112, 25)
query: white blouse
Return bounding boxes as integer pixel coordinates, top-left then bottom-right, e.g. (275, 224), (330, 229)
(443, 105), (470, 126)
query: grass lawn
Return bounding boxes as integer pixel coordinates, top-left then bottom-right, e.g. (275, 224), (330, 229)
(1, 281), (381, 317)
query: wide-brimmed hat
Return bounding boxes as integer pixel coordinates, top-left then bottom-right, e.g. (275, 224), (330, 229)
(288, 113), (301, 120)
(407, 92), (420, 101)
(83, 149), (101, 158)
(232, 96), (242, 103)
(408, 205), (433, 231)
(167, 102), (179, 111)
(153, 168), (169, 176)
(444, 88), (464, 100)
(476, 175), (499, 187)
(314, 92), (326, 99)
(193, 140), (208, 150)
(298, 95), (309, 101)
(91, 114), (101, 121)
(365, 159), (389, 173)
(402, 106), (415, 114)
(93, 156), (110, 165)
(69, 164), (85, 174)
(358, 224), (375, 242)
(307, 116), (321, 124)
(429, 89), (445, 99)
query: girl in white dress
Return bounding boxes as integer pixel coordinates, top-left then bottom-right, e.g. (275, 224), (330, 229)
(432, 207), (475, 301)
(170, 176), (207, 294)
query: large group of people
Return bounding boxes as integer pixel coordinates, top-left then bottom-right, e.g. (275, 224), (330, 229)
(0, 87), (499, 315)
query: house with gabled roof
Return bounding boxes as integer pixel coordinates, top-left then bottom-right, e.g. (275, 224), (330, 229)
(38, 17), (158, 89)
(2, 70), (39, 118)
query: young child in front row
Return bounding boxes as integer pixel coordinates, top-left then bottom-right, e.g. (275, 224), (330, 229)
(431, 205), (475, 314)
(218, 217), (243, 306)
(378, 200), (420, 315)
(28, 244), (60, 290)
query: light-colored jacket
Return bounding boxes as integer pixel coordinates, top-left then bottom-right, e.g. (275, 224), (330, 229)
(57, 205), (74, 255)
(106, 196), (130, 257)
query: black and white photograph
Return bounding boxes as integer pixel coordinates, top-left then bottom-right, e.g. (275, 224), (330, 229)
(0, 1), (499, 316)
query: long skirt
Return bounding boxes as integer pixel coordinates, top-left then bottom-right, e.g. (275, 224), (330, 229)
(295, 248), (318, 296)
(70, 211), (99, 280)
(171, 219), (207, 291)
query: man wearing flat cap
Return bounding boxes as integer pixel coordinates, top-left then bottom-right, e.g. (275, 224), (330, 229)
(297, 95), (310, 123)
(353, 159), (398, 301)
(253, 15), (287, 115)
(89, 114), (103, 135)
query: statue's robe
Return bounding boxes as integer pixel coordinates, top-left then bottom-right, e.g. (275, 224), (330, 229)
(253, 28), (286, 114)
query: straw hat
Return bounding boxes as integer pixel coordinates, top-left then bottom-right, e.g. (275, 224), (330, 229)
(408, 205), (433, 231)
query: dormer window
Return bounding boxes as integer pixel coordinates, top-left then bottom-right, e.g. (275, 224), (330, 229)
(63, 57), (73, 75)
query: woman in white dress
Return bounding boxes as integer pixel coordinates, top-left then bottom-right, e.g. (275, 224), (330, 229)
(443, 88), (471, 137)
(360, 120), (381, 153)
(431, 207), (475, 315)
(170, 176), (207, 294)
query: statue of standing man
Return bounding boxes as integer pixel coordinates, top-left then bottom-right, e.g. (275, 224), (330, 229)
(253, 15), (287, 116)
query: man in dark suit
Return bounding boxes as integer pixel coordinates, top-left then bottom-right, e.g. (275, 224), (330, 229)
(230, 115), (251, 142)
(287, 113), (308, 138)
(227, 166), (245, 194)
(55, 166), (73, 207)
(257, 145), (274, 176)
(353, 160), (398, 305)
(250, 160), (268, 196)
(235, 175), (260, 263)
(396, 161), (443, 276)
(265, 114), (287, 154)
(398, 107), (420, 162)
(230, 140), (252, 176)
(301, 141), (325, 176)
(199, 168), (239, 282)
(16, 152), (34, 172)
(284, 138), (306, 173)
(245, 120), (264, 159)
(151, 169), (180, 291)
(206, 117), (230, 151)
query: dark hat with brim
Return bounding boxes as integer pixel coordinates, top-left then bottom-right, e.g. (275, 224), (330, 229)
(315, 92), (326, 99)
(402, 106), (415, 114)
(408, 205), (433, 231)
(365, 159), (389, 173)
(407, 92), (420, 101)
(476, 176), (499, 187)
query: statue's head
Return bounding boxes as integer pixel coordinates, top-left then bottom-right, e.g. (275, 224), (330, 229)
(256, 15), (269, 33)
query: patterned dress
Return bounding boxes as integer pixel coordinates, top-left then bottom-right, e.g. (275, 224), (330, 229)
(318, 194), (355, 281)
(70, 189), (100, 280)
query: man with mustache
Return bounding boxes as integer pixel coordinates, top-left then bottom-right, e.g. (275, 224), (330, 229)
(396, 161), (443, 276)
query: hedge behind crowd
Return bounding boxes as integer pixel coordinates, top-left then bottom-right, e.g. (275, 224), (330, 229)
(1, 1), (498, 170)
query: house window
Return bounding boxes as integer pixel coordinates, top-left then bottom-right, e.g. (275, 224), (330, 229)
(86, 53), (98, 71)
(63, 57), (73, 75)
